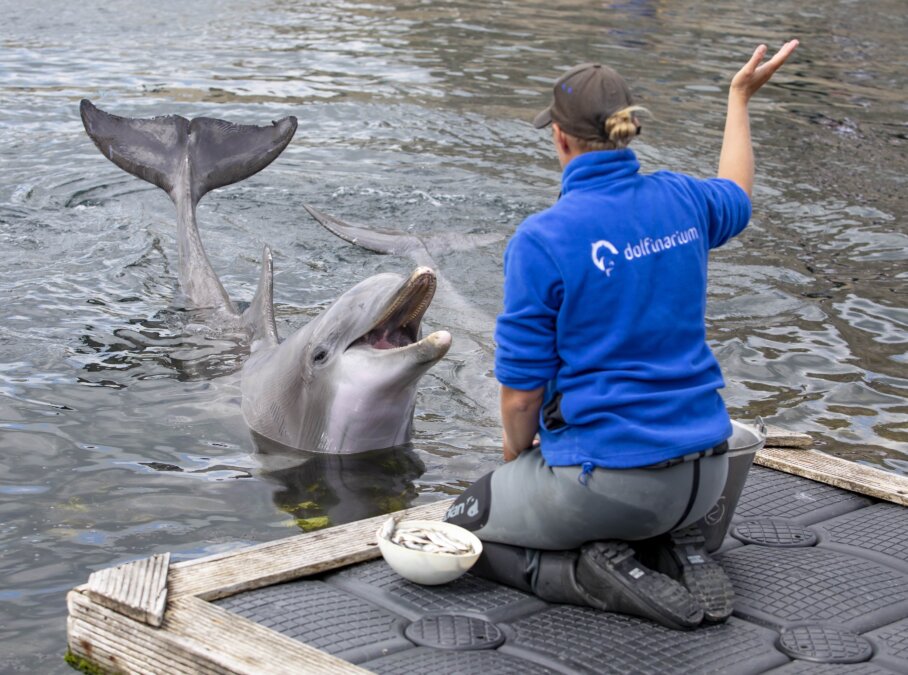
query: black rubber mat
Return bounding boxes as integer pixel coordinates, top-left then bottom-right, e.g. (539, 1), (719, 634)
(765, 662), (901, 674)
(362, 646), (563, 674)
(815, 502), (908, 572)
(215, 579), (411, 662)
(405, 615), (504, 649)
(865, 617), (908, 673)
(732, 466), (871, 523)
(216, 468), (908, 673)
(720, 545), (908, 631)
(776, 625), (873, 663)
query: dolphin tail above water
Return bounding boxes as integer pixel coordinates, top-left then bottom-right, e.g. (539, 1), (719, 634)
(302, 203), (503, 264)
(80, 99), (297, 318)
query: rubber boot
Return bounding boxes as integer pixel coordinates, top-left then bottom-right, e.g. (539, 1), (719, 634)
(467, 541), (536, 593)
(531, 550), (598, 607)
(472, 541), (705, 631)
(635, 525), (735, 623)
(576, 541), (704, 630)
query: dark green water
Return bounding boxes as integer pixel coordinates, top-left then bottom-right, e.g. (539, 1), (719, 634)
(0, 0), (905, 669)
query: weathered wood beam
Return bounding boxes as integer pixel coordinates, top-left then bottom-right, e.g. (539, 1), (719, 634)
(762, 424), (811, 448)
(756, 447), (908, 507)
(67, 590), (369, 674)
(168, 499), (451, 601)
(86, 552), (169, 627)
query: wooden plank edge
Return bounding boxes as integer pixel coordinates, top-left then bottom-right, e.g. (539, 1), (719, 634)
(168, 499), (452, 600)
(86, 552), (169, 627)
(755, 447), (908, 507)
(68, 588), (369, 675)
(762, 424), (812, 448)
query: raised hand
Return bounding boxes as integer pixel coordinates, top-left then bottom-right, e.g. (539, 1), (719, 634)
(730, 40), (799, 101)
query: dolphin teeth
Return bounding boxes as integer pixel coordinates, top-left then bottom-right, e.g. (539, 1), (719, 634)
(360, 269), (437, 350)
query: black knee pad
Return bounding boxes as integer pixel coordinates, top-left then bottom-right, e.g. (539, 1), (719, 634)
(444, 470), (492, 531)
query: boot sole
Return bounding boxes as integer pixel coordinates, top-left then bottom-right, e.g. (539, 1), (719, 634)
(577, 541), (703, 630)
(667, 527), (735, 623)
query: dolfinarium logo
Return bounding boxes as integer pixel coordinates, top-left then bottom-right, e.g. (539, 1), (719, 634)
(592, 227), (701, 277)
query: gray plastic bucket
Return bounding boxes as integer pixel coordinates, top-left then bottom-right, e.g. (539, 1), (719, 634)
(698, 419), (766, 552)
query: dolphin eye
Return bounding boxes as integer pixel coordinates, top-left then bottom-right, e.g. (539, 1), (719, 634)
(312, 347), (329, 365)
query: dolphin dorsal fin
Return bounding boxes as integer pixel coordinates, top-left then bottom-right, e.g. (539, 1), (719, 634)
(243, 246), (279, 351)
(302, 204), (425, 256)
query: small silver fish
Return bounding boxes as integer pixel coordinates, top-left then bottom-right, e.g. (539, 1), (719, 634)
(385, 522), (476, 555)
(379, 515), (399, 541)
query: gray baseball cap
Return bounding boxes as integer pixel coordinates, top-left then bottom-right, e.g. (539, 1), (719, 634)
(533, 63), (635, 141)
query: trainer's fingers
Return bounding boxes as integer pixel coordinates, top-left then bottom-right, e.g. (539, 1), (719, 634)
(744, 44), (768, 73)
(764, 39), (799, 71)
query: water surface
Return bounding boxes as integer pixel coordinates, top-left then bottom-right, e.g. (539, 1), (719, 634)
(1, 0), (906, 669)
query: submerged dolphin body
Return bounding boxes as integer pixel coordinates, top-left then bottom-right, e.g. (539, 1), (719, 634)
(81, 101), (451, 453)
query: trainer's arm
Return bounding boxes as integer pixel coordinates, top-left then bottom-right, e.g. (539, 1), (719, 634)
(718, 40), (799, 196)
(501, 385), (544, 462)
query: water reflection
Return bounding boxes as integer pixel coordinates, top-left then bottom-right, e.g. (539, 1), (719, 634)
(253, 434), (426, 531)
(74, 309), (250, 383)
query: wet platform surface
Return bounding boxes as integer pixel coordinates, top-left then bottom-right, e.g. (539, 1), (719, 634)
(217, 467), (908, 673)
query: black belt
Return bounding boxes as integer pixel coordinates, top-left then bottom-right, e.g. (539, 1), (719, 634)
(641, 440), (729, 470)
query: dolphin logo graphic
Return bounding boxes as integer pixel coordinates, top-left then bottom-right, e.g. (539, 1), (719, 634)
(591, 240), (619, 276)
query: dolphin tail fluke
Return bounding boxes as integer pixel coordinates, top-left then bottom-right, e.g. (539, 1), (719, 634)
(80, 99), (297, 313)
(302, 203), (504, 262)
(80, 99), (298, 204)
(243, 246), (279, 350)
(80, 99), (187, 194)
(185, 115), (298, 203)
(302, 204), (424, 256)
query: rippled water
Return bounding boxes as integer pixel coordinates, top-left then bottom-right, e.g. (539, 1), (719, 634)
(1, 0), (906, 669)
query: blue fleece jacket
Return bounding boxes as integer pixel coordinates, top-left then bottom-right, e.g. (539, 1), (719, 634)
(494, 149), (751, 469)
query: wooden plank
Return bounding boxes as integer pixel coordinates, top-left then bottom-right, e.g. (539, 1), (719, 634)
(763, 424), (812, 448)
(756, 447), (908, 506)
(68, 589), (369, 674)
(86, 552), (169, 627)
(168, 499), (451, 601)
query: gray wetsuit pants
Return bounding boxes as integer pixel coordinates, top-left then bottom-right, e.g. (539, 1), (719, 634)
(444, 447), (728, 551)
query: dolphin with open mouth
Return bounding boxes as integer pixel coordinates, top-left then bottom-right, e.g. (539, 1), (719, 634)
(243, 265), (451, 452)
(80, 100), (451, 453)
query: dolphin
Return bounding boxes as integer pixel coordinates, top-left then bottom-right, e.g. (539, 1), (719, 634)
(80, 101), (451, 453)
(241, 263), (451, 453)
(301, 204), (501, 414)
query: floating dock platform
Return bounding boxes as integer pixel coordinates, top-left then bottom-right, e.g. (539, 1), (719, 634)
(67, 428), (908, 674)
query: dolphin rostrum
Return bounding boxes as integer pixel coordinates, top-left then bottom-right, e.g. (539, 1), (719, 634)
(80, 100), (451, 453)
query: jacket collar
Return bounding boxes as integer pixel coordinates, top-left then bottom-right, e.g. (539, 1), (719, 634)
(561, 149), (640, 195)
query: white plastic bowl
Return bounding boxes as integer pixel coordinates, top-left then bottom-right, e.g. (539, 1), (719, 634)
(376, 519), (483, 585)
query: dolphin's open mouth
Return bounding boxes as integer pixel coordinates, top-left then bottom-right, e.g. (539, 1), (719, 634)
(350, 267), (437, 351)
